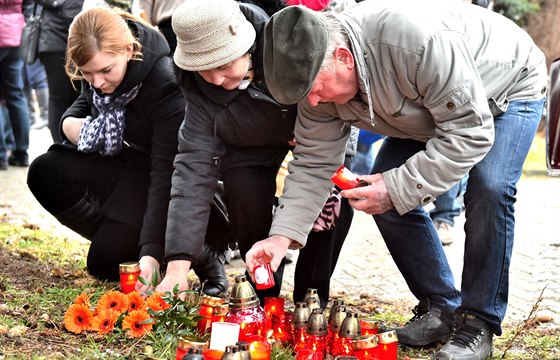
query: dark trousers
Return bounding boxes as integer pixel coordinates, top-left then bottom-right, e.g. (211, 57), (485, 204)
(27, 148), (139, 281)
(222, 161), (287, 302)
(39, 52), (80, 143)
(222, 156), (352, 307)
(293, 197), (353, 308)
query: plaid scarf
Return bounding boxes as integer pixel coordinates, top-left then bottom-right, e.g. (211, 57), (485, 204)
(78, 84), (141, 156)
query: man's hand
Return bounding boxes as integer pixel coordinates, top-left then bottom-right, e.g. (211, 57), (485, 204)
(245, 235), (292, 280)
(136, 255), (160, 294)
(155, 260), (192, 298)
(341, 173), (395, 214)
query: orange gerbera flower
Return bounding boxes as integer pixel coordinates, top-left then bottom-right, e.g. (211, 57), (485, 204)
(97, 290), (129, 315)
(145, 292), (171, 312)
(73, 293), (91, 308)
(126, 291), (144, 312)
(122, 310), (153, 338)
(91, 309), (119, 335)
(64, 303), (94, 334)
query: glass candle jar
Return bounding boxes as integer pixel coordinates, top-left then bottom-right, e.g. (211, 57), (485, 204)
(175, 336), (208, 360)
(249, 340), (271, 360)
(226, 305), (267, 342)
(119, 261), (140, 294)
(352, 335), (378, 360)
(359, 318), (379, 336)
(331, 165), (368, 190)
(197, 295), (226, 334)
(201, 349), (224, 360)
(376, 330), (398, 360)
(264, 297), (285, 319)
(271, 311), (292, 344)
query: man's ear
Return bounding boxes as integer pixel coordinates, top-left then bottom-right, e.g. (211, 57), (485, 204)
(335, 46), (355, 69)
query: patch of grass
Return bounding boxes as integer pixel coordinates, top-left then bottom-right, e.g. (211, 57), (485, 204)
(0, 223), (88, 268)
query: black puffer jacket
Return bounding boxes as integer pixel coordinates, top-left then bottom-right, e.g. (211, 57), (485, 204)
(61, 19), (184, 264)
(164, 3), (297, 262)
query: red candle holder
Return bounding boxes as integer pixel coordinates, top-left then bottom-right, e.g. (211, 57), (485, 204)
(331, 165), (368, 190)
(249, 340), (270, 360)
(359, 318), (379, 336)
(376, 330), (398, 360)
(352, 335), (378, 360)
(305, 333), (328, 356)
(264, 297), (285, 318)
(271, 311), (292, 344)
(119, 261), (140, 294)
(210, 303), (228, 325)
(264, 296), (285, 333)
(296, 348), (324, 360)
(175, 336), (208, 360)
(226, 305), (267, 342)
(201, 349), (224, 360)
(338, 336), (355, 356)
(253, 263), (275, 290)
(197, 295), (226, 334)
(292, 327), (308, 351)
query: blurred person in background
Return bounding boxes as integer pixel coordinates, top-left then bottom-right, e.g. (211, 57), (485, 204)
(0, 0), (32, 169)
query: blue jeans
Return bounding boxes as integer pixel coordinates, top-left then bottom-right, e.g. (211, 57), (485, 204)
(430, 176), (468, 226)
(372, 98), (545, 335)
(0, 47), (30, 156)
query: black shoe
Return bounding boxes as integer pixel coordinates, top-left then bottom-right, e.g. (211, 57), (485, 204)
(435, 313), (493, 360)
(0, 158), (7, 170)
(394, 299), (453, 347)
(192, 244), (229, 297)
(8, 152), (29, 167)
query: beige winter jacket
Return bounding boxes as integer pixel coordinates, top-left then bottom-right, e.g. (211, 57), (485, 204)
(270, 0), (548, 247)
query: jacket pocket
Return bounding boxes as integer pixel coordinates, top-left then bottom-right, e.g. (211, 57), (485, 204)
(430, 85), (483, 131)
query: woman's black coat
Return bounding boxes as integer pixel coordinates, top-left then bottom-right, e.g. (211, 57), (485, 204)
(164, 3), (297, 263)
(60, 19), (185, 264)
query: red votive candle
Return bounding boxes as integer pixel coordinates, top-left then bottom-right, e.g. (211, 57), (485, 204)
(249, 340), (270, 360)
(119, 261), (140, 294)
(264, 296), (285, 333)
(339, 336), (355, 356)
(175, 336), (208, 360)
(296, 348), (324, 360)
(293, 327), (308, 351)
(253, 263), (275, 290)
(271, 311), (292, 344)
(359, 319), (379, 336)
(352, 335), (378, 360)
(331, 165), (361, 190)
(264, 297), (285, 318)
(201, 349), (224, 360)
(377, 330), (398, 360)
(197, 295), (226, 334)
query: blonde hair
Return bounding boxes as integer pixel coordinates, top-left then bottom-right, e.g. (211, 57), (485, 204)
(65, 7), (145, 81)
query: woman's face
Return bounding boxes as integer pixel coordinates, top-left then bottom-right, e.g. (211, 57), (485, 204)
(198, 53), (251, 90)
(79, 46), (133, 94)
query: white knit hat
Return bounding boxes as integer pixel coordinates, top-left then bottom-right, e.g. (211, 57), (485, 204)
(172, 0), (256, 71)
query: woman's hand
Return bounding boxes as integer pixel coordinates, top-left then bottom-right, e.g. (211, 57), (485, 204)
(135, 255), (160, 295)
(61, 116), (88, 144)
(156, 260), (192, 298)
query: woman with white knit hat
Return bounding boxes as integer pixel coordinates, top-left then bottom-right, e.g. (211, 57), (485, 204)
(150, 0), (354, 307)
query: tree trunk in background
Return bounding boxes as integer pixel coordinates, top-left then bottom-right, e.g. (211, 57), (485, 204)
(526, 0), (560, 69)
